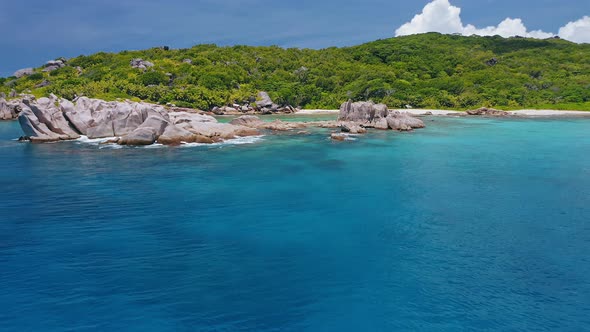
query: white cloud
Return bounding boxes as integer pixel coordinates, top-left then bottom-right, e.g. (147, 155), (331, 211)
(395, 0), (589, 43)
(559, 16), (590, 43)
(395, 0), (464, 36)
(463, 18), (553, 39)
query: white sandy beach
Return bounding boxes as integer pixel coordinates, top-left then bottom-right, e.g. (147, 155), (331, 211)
(403, 109), (590, 117)
(297, 109), (590, 117)
(510, 110), (590, 116)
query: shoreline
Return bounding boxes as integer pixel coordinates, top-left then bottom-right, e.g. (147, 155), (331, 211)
(297, 108), (590, 117)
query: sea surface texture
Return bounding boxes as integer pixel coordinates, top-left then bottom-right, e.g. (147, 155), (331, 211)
(1, 117), (589, 331)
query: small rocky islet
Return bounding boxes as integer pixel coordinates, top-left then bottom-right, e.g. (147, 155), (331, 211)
(1, 92), (432, 146)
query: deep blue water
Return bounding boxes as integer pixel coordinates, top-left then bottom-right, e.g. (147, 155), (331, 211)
(1, 117), (590, 331)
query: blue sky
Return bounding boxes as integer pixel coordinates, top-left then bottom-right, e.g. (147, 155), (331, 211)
(1, 0), (589, 77)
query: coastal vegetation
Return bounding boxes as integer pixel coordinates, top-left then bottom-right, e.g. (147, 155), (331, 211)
(2, 33), (590, 110)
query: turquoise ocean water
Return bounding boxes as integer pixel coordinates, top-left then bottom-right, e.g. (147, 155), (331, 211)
(0, 116), (589, 331)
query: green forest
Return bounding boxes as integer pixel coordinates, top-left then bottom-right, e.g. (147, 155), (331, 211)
(2, 33), (590, 110)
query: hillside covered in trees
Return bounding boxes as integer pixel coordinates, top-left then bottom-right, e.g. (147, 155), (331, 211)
(2, 33), (590, 110)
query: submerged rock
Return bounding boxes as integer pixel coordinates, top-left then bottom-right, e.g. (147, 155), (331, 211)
(331, 133), (347, 141)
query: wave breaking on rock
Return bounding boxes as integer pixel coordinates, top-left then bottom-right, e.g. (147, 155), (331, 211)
(14, 95), (261, 145)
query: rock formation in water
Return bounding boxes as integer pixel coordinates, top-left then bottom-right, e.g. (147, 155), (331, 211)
(466, 107), (511, 117)
(16, 95), (260, 145)
(14, 96), (427, 146)
(340, 122), (367, 134)
(331, 133), (347, 141)
(338, 101), (425, 131)
(230, 115), (307, 131)
(230, 103), (424, 136)
(229, 115), (363, 134)
(386, 112), (426, 131)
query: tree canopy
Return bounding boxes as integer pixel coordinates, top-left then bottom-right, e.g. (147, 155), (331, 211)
(2, 33), (590, 110)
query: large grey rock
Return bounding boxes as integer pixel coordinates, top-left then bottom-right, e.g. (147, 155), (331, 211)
(374, 117), (389, 130)
(340, 122), (367, 134)
(230, 115), (305, 131)
(386, 112), (425, 131)
(8, 100), (26, 119)
(119, 127), (157, 146)
(466, 107), (510, 117)
(169, 111), (217, 124)
(17, 96), (261, 145)
(169, 112), (258, 140)
(46, 60), (65, 67)
(180, 121), (259, 139)
(338, 100), (389, 127)
(14, 68), (34, 78)
(111, 102), (140, 136)
(157, 124), (196, 145)
(130, 58), (154, 70)
(87, 118), (115, 138)
(18, 106), (65, 142)
(61, 97), (95, 134)
(0, 99), (12, 120)
(229, 115), (264, 127)
(42, 60), (66, 72)
(60, 97), (170, 138)
(24, 97), (80, 139)
(137, 114), (169, 136)
(42, 66), (60, 73)
(255, 91), (274, 108)
(340, 100), (425, 131)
